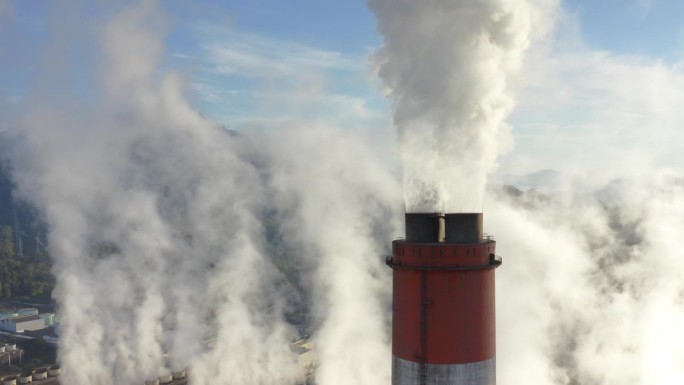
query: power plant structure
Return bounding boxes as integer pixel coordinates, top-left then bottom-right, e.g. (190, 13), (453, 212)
(386, 213), (501, 385)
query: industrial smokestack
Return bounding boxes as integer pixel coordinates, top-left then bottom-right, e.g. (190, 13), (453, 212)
(387, 213), (501, 385)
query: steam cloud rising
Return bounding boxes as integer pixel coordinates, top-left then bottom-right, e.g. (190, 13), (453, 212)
(2, 1), (684, 385)
(5, 2), (399, 385)
(492, 174), (684, 384)
(369, 0), (551, 212)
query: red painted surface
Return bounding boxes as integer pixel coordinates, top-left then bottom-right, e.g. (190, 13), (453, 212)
(392, 241), (496, 364)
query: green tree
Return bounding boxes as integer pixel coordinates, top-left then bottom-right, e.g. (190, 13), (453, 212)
(0, 257), (20, 297)
(24, 261), (53, 297)
(0, 225), (13, 259)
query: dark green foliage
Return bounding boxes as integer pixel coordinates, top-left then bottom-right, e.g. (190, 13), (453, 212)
(0, 226), (13, 259)
(0, 164), (54, 299)
(23, 262), (53, 297)
(0, 257), (53, 298)
(0, 257), (20, 297)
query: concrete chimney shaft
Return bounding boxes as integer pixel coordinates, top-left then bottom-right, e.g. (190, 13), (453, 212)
(388, 213), (501, 385)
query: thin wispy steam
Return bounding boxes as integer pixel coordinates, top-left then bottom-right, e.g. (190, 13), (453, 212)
(368, 0), (554, 212)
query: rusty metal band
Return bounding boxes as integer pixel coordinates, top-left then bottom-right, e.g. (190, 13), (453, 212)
(385, 256), (502, 271)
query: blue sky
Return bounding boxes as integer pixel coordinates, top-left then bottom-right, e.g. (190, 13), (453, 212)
(2, 0), (684, 179)
(568, 0), (684, 59)
(160, 1), (387, 128)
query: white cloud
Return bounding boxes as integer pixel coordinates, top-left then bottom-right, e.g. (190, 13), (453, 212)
(178, 22), (387, 131)
(634, 0), (654, 14)
(192, 23), (360, 79)
(212, 91), (387, 131)
(504, 19), (684, 182)
(189, 81), (239, 104)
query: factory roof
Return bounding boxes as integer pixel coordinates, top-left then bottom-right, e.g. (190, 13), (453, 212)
(8, 315), (42, 324)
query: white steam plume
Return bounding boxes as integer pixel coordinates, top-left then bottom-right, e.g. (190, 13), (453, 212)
(368, 0), (556, 212)
(5, 2), (401, 385)
(10, 2), (301, 385)
(11, 1), (684, 385)
(491, 173), (684, 385)
(251, 125), (401, 385)
(367, 1), (684, 384)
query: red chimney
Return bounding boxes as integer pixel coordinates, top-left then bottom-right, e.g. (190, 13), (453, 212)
(387, 213), (501, 385)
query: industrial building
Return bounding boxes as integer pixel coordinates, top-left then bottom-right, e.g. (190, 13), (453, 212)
(0, 315), (45, 334)
(386, 213), (501, 385)
(0, 309), (54, 334)
(1, 365), (61, 385)
(0, 309), (38, 321)
(143, 370), (187, 385)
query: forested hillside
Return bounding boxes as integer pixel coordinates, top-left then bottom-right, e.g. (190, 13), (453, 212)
(0, 163), (53, 298)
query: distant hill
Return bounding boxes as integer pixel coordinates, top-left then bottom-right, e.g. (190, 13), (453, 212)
(493, 169), (588, 195)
